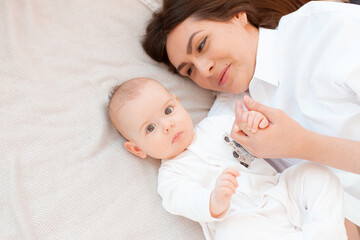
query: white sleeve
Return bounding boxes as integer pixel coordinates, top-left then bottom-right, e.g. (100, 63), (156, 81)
(332, 3), (360, 102)
(344, 65), (360, 102)
(157, 164), (224, 223)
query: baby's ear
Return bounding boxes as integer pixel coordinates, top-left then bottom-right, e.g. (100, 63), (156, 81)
(124, 141), (147, 159)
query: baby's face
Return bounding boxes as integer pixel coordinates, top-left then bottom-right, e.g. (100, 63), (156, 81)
(117, 81), (194, 159)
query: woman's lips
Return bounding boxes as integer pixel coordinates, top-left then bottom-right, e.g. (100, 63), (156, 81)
(172, 132), (183, 144)
(217, 64), (231, 86)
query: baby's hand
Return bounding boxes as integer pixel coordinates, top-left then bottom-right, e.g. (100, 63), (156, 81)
(210, 168), (240, 218)
(235, 100), (269, 132)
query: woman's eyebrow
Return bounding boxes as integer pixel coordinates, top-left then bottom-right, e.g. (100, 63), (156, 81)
(187, 30), (202, 54)
(177, 30), (203, 72)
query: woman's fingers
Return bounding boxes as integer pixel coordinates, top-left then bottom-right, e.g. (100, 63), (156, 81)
(232, 102), (307, 159)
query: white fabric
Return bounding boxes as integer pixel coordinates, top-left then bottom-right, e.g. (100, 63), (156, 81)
(158, 96), (346, 239)
(0, 0), (216, 239)
(141, 0), (162, 12)
(246, 1), (360, 225)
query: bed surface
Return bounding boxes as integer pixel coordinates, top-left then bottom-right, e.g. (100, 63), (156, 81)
(0, 0), (216, 239)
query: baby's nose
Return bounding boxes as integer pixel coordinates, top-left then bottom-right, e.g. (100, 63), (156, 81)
(164, 121), (175, 133)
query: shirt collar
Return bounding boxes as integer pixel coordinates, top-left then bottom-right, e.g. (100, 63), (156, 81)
(252, 28), (279, 87)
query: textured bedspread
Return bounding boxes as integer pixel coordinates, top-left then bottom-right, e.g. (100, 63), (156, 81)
(0, 0), (216, 239)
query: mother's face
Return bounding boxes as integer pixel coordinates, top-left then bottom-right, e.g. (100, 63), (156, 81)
(166, 12), (259, 94)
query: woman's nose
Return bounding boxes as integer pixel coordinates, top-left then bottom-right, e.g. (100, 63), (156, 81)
(195, 57), (214, 78)
(163, 121), (175, 133)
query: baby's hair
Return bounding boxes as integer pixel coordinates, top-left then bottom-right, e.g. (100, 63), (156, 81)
(107, 78), (158, 138)
(108, 78), (151, 109)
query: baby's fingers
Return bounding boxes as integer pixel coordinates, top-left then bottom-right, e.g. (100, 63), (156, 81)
(221, 168), (240, 178)
(242, 111), (249, 124)
(259, 118), (269, 129)
(247, 111), (257, 131)
(252, 112), (265, 132)
(220, 175), (239, 190)
(219, 183), (236, 195)
(218, 169), (240, 189)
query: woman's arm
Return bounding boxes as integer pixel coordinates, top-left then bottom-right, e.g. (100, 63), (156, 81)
(230, 96), (360, 174)
(300, 127), (360, 174)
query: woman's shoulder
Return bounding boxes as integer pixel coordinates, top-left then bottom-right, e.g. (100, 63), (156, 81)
(281, 1), (360, 23)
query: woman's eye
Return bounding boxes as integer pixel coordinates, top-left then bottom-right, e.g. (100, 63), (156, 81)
(197, 36), (208, 53)
(186, 66), (193, 76)
(165, 106), (173, 115)
(146, 124), (156, 133)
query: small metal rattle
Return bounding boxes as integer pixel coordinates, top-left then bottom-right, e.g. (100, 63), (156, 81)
(222, 133), (254, 168)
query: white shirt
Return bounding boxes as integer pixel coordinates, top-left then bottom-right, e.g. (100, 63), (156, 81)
(158, 99), (346, 239)
(248, 1), (360, 224)
(159, 115), (284, 239)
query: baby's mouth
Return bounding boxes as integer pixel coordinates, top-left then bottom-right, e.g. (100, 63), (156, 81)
(172, 131), (183, 144)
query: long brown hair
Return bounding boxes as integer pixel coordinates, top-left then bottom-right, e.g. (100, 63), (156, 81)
(142, 0), (315, 73)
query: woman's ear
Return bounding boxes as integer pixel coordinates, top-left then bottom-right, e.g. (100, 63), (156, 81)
(232, 11), (248, 25)
(124, 141), (147, 159)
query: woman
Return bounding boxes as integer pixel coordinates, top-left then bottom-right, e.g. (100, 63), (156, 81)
(142, 0), (360, 235)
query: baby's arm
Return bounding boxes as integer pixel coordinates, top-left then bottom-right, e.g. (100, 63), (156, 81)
(210, 168), (240, 218)
(159, 163), (235, 223)
(235, 100), (269, 132)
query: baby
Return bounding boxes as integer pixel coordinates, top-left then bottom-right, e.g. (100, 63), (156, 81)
(108, 78), (346, 240)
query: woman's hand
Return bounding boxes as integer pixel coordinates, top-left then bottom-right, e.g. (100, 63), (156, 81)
(231, 96), (360, 173)
(230, 95), (307, 159)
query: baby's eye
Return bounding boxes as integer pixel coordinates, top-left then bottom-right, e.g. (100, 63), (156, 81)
(186, 66), (193, 76)
(197, 36), (208, 53)
(146, 123), (156, 133)
(165, 106), (173, 115)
